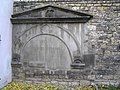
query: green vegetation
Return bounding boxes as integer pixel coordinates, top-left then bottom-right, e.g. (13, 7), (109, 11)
(1, 82), (66, 90)
(1, 82), (120, 90)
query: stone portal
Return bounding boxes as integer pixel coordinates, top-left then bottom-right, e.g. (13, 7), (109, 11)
(11, 5), (93, 79)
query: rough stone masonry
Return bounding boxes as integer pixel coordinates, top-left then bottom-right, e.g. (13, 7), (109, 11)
(12, 0), (120, 87)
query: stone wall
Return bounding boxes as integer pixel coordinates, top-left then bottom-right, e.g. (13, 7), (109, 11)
(12, 0), (120, 87)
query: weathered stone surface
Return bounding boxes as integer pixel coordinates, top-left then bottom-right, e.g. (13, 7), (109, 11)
(11, 0), (120, 86)
(79, 80), (91, 86)
(114, 75), (120, 80)
(18, 73), (25, 80)
(88, 75), (96, 80)
(102, 75), (114, 80)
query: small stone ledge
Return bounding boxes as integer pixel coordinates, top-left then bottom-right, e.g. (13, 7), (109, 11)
(11, 62), (22, 67)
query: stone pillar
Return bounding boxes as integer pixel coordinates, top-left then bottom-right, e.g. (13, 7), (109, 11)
(0, 0), (13, 88)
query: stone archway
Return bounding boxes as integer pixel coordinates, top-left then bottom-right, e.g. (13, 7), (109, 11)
(11, 5), (93, 80)
(21, 34), (72, 70)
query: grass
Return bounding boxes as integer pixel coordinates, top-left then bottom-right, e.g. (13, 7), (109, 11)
(1, 82), (120, 90)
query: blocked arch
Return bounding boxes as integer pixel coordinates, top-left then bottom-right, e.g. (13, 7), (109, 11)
(20, 33), (73, 62)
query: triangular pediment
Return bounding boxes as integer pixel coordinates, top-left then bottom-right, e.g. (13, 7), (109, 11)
(11, 5), (93, 23)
